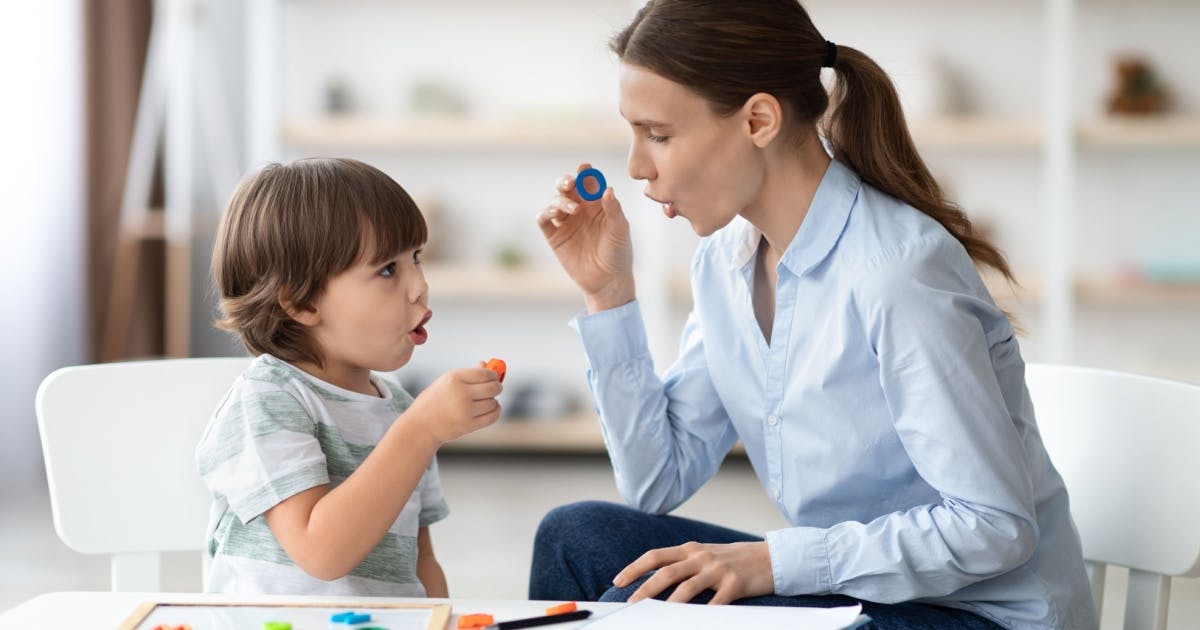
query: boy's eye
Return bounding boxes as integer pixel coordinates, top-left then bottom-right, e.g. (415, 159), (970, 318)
(379, 262), (397, 278)
(413, 249), (423, 265)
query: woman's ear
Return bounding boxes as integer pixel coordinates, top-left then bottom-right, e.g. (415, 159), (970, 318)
(278, 289), (320, 327)
(743, 92), (783, 148)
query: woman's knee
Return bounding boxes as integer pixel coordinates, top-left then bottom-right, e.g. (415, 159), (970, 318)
(534, 500), (635, 549)
(598, 576), (646, 603)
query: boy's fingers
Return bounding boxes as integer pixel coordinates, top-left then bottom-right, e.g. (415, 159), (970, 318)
(471, 399), (502, 422)
(469, 381), (503, 400)
(458, 367), (500, 384)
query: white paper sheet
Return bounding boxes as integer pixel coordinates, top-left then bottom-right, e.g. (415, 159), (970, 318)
(582, 599), (867, 630)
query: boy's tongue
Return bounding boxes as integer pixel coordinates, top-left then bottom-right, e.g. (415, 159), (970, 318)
(410, 325), (428, 345)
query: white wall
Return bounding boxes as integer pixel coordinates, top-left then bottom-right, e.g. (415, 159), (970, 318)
(258, 0), (1199, 381)
(0, 2), (86, 486)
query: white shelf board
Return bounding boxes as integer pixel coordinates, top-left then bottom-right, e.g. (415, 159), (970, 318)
(441, 412), (747, 456)
(283, 114), (1200, 152)
(1075, 276), (1200, 305)
(281, 114), (630, 151)
(989, 273), (1200, 306)
(440, 413), (605, 454)
(1078, 116), (1200, 149)
(424, 264), (580, 302)
(909, 117), (1043, 150)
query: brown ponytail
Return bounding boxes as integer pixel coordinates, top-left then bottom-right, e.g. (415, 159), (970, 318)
(823, 45), (1014, 284)
(612, 0), (1015, 286)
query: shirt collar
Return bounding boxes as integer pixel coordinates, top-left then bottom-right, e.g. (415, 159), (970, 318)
(727, 159), (860, 276)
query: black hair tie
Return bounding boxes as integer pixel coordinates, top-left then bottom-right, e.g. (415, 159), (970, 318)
(823, 40), (838, 68)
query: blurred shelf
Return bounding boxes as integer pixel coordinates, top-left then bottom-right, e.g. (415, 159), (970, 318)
(1075, 276), (1200, 306)
(1078, 116), (1200, 149)
(424, 264), (580, 302)
(282, 115), (629, 151)
(674, 268), (1200, 310)
(988, 274), (1200, 306)
(442, 413), (605, 454)
(283, 114), (1200, 152)
(909, 117), (1043, 150)
(984, 274), (1042, 305)
(442, 412), (747, 456)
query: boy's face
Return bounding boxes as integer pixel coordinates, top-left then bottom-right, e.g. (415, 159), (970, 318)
(304, 246), (431, 374)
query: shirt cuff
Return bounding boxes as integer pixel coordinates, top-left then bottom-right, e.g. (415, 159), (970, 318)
(569, 299), (649, 368)
(766, 526), (833, 596)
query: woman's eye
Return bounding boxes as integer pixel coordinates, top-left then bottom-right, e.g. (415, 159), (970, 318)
(646, 131), (669, 144)
(379, 262), (397, 277)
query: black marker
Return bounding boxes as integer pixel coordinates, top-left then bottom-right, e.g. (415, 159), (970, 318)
(482, 609), (593, 629)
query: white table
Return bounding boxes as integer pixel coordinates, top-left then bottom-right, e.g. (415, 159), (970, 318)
(0, 591), (625, 628)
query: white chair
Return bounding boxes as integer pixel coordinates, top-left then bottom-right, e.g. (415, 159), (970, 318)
(35, 357), (251, 592)
(1026, 363), (1200, 630)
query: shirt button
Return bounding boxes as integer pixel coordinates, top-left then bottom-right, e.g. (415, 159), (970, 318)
(773, 487), (782, 501)
(767, 414), (779, 426)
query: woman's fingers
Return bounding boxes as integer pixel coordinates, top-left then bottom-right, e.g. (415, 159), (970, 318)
(666, 574), (714, 604)
(536, 206), (560, 236)
(629, 559), (695, 602)
(549, 194), (579, 215)
(707, 582), (739, 606)
(614, 544), (688, 587)
(557, 173), (582, 203)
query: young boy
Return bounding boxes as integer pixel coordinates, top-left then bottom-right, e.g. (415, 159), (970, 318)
(196, 158), (502, 596)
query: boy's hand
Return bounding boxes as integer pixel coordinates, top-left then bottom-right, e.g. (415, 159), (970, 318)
(407, 368), (502, 445)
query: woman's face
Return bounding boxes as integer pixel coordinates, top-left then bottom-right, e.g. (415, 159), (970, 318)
(619, 63), (764, 236)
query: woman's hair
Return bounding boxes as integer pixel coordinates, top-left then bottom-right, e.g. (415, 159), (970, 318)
(611, 0), (1015, 285)
(211, 157), (427, 367)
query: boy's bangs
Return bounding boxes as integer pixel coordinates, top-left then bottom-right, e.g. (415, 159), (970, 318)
(349, 171), (428, 267)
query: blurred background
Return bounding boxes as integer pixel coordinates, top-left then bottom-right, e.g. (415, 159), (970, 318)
(1, 0), (1197, 627)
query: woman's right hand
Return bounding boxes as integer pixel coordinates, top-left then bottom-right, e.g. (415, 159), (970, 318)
(537, 163), (636, 313)
(405, 368), (502, 446)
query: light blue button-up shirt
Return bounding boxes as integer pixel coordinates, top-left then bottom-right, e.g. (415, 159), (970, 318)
(570, 160), (1097, 629)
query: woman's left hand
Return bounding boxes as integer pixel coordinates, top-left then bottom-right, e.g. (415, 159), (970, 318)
(613, 541), (776, 604)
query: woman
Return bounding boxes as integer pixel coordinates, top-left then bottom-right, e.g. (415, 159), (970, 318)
(530, 1), (1095, 629)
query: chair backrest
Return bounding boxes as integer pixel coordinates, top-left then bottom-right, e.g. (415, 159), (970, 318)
(35, 357), (250, 592)
(1026, 363), (1200, 630)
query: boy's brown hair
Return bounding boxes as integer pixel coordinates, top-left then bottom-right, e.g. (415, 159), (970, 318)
(212, 157), (427, 367)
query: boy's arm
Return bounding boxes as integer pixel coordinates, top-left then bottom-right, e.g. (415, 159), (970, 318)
(416, 526), (449, 597)
(264, 414), (439, 581)
(264, 367), (500, 582)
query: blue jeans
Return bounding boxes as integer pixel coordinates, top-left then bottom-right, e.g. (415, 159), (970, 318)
(529, 501), (1004, 630)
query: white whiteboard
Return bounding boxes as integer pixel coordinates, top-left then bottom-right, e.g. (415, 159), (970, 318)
(122, 602), (449, 630)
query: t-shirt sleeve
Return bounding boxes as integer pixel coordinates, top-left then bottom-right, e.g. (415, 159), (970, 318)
(418, 456), (450, 526)
(196, 379), (329, 524)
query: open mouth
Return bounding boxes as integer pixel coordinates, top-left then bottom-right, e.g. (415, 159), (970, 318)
(410, 309), (432, 345)
(645, 192), (678, 219)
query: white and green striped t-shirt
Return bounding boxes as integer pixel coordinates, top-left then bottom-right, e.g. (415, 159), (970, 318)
(195, 354), (449, 596)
